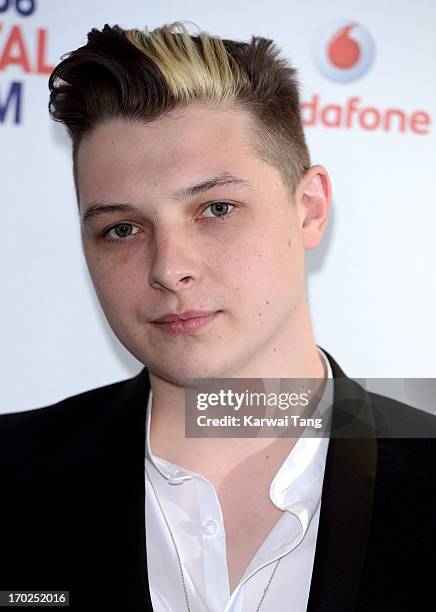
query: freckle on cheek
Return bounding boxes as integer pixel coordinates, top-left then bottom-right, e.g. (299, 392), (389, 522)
(288, 240), (292, 247)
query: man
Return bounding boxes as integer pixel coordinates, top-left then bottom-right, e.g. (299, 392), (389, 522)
(0, 21), (434, 612)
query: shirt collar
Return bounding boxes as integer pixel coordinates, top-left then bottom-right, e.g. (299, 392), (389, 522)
(268, 347), (333, 530)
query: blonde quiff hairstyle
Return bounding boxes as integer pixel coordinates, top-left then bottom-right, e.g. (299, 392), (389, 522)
(125, 23), (244, 103)
(49, 21), (311, 201)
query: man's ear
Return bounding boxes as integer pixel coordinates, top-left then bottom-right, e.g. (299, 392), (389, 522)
(295, 165), (332, 250)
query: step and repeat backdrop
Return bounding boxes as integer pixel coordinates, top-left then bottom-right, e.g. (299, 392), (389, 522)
(1, 0), (435, 413)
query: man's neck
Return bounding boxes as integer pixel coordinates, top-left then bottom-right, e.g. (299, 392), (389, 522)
(148, 337), (326, 480)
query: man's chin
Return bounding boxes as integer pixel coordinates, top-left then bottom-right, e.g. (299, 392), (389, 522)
(148, 359), (229, 386)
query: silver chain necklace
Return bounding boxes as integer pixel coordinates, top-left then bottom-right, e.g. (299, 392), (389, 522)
(145, 464), (284, 611)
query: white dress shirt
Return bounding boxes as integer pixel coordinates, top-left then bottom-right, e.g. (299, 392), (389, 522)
(144, 349), (333, 611)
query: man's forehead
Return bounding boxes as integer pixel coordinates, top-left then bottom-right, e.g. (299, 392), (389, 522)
(82, 102), (252, 144)
(79, 108), (254, 172)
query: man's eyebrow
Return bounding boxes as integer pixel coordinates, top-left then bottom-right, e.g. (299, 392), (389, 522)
(81, 173), (255, 225)
(81, 203), (137, 226)
(170, 173), (255, 201)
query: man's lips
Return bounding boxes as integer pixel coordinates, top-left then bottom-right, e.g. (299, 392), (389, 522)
(151, 311), (221, 336)
(152, 310), (220, 323)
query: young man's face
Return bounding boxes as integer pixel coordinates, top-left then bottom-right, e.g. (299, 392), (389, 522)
(77, 103), (329, 384)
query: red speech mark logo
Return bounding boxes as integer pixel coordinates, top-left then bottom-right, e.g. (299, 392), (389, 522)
(314, 22), (375, 83)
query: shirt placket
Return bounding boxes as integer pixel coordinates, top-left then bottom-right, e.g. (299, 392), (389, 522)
(194, 473), (231, 611)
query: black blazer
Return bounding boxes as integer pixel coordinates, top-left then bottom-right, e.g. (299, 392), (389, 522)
(0, 350), (435, 611)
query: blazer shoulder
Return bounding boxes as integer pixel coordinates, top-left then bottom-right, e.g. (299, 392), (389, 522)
(1, 375), (133, 421)
(367, 389), (436, 440)
(0, 374), (140, 462)
(364, 392), (436, 499)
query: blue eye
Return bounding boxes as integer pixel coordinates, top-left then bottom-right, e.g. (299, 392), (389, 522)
(103, 223), (140, 243)
(201, 202), (234, 218)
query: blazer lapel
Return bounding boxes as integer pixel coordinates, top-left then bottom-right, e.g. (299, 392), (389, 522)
(306, 349), (378, 611)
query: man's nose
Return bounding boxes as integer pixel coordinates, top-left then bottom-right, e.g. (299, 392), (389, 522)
(148, 230), (200, 292)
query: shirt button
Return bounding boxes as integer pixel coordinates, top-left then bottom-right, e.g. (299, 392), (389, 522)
(167, 468), (189, 484)
(202, 520), (218, 536)
(171, 469), (185, 478)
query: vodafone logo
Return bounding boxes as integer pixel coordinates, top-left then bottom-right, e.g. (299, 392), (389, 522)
(314, 21), (375, 82)
(305, 20), (431, 134)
